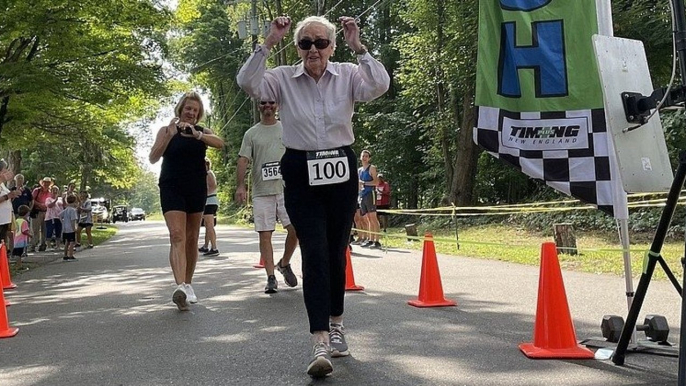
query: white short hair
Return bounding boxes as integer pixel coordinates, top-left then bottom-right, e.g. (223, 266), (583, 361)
(293, 16), (336, 49)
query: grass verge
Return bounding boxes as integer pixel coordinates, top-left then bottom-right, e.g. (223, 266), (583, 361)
(378, 224), (682, 281)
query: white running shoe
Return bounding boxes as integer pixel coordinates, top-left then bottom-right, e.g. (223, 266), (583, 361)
(172, 283), (189, 311)
(185, 283), (198, 304)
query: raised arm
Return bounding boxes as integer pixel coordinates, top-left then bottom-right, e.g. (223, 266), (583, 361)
(149, 119), (178, 164)
(196, 127), (225, 149)
(339, 16), (390, 101)
(236, 16), (290, 100)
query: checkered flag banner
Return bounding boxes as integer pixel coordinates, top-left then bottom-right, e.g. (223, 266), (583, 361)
(473, 0), (625, 218)
(474, 106), (616, 216)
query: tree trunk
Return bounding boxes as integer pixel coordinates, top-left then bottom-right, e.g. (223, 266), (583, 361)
(0, 96), (10, 135)
(450, 92), (480, 206)
(435, 0), (454, 194)
(7, 149), (21, 175)
(553, 223), (578, 255)
(408, 176), (419, 209)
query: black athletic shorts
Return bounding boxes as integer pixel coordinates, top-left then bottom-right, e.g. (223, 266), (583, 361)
(160, 183), (207, 214)
(359, 193), (377, 216)
(62, 232), (76, 242)
(203, 204), (218, 216)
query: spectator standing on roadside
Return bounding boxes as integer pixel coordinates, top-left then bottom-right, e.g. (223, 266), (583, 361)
(60, 195), (78, 261)
(235, 99), (299, 294)
(0, 160), (20, 247)
(376, 173), (391, 232)
(45, 185), (63, 250)
(12, 174), (34, 217)
(30, 177), (53, 252)
(76, 191), (93, 249)
(12, 205), (31, 265)
(198, 158), (220, 257)
(62, 181), (77, 200)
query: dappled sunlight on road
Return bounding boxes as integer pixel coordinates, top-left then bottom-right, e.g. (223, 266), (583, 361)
(0, 365), (60, 386)
(0, 221), (680, 385)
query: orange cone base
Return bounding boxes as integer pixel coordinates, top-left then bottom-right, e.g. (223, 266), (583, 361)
(345, 284), (365, 291)
(407, 298), (456, 308)
(518, 342), (594, 359)
(253, 258), (265, 269)
(0, 327), (18, 338)
(3, 283), (16, 290)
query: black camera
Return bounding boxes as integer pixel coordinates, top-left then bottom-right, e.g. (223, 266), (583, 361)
(176, 125), (196, 135)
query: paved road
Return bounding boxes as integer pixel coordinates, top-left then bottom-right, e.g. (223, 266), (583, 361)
(0, 221), (681, 385)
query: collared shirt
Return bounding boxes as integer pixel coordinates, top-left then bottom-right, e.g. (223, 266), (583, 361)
(0, 183), (11, 225)
(237, 45), (390, 151)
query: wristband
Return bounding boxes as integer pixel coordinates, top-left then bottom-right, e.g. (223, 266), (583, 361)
(197, 131), (204, 141)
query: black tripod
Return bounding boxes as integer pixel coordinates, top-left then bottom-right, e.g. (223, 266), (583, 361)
(611, 0), (686, 382)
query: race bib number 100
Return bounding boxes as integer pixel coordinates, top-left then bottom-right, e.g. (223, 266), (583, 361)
(261, 161), (281, 181)
(306, 149), (350, 186)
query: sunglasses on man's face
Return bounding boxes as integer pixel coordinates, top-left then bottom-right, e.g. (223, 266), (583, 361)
(260, 101), (276, 105)
(297, 38), (331, 51)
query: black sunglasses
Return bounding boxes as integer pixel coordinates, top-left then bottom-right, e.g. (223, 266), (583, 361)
(297, 38), (331, 50)
(260, 101), (276, 105)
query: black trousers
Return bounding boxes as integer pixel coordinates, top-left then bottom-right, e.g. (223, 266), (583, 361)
(281, 146), (358, 333)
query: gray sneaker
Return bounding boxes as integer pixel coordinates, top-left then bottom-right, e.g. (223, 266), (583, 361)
(172, 284), (189, 311)
(329, 323), (349, 357)
(203, 249), (220, 257)
(307, 342), (333, 378)
(276, 259), (298, 287)
(264, 275), (278, 294)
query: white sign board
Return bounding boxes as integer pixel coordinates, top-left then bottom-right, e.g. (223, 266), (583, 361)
(593, 35), (673, 192)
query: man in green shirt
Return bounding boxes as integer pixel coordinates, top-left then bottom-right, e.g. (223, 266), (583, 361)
(236, 100), (299, 293)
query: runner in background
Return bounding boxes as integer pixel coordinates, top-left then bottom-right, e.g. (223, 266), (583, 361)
(235, 100), (299, 294)
(376, 173), (391, 232)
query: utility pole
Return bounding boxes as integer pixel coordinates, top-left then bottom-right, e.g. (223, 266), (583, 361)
(275, 0), (285, 66)
(250, 0), (260, 123)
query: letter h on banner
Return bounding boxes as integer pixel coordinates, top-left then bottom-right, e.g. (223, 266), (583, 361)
(498, 0), (567, 99)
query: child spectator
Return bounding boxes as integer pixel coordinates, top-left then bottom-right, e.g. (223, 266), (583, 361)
(45, 185), (63, 250)
(75, 191), (93, 248)
(12, 205), (31, 266)
(59, 195), (78, 261)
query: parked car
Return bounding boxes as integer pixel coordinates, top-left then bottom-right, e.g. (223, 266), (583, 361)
(112, 205), (129, 223)
(90, 197), (111, 223)
(130, 208), (146, 221)
(91, 204), (109, 223)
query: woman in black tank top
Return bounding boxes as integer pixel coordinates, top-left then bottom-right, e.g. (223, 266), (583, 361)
(149, 91), (224, 311)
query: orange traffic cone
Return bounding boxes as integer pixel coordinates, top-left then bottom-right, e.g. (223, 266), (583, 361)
(345, 246), (364, 291)
(519, 242), (594, 359)
(253, 256), (265, 269)
(0, 243), (16, 290)
(408, 233), (456, 308)
(0, 285), (18, 338)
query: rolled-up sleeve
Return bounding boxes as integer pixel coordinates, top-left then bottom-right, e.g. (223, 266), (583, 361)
(236, 45), (279, 101)
(352, 53), (391, 102)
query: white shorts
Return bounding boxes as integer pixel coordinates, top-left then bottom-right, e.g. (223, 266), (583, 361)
(253, 194), (291, 232)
